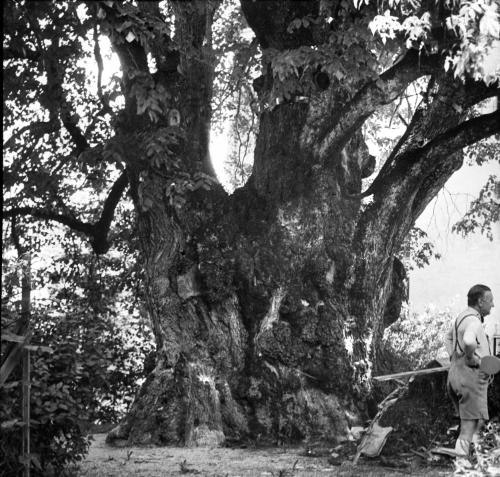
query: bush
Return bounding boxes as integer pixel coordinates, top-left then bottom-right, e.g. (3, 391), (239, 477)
(381, 305), (451, 371)
(0, 305), (153, 476)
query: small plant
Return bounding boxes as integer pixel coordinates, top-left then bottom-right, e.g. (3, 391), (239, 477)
(179, 458), (200, 474)
(273, 459), (299, 477)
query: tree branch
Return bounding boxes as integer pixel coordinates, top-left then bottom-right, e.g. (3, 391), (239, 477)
(315, 49), (442, 159)
(241, 0), (320, 50)
(3, 172), (130, 254)
(3, 207), (94, 236)
(405, 109), (499, 220)
(33, 38), (90, 155)
(3, 46), (41, 62)
(419, 109), (500, 160)
(3, 119), (60, 151)
(349, 100), (499, 313)
(60, 109), (91, 155)
(358, 75), (499, 199)
(92, 171), (129, 253)
(93, 19), (111, 113)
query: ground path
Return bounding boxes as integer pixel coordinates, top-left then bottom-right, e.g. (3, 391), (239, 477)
(76, 434), (453, 477)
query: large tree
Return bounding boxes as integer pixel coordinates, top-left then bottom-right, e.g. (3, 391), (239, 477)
(3, 0), (499, 446)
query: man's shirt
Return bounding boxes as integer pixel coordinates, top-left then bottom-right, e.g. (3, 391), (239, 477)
(445, 307), (491, 358)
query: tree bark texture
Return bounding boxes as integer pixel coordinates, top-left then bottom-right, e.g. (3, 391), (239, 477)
(103, 1), (500, 446)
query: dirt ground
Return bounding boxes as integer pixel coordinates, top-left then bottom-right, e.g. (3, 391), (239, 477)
(76, 434), (454, 477)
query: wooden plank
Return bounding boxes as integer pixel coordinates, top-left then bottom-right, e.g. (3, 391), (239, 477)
(372, 365), (450, 382)
(0, 331), (32, 387)
(1, 331), (26, 343)
(353, 382), (408, 465)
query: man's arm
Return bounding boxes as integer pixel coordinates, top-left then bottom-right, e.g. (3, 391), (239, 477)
(445, 326), (454, 357)
(462, 320), (482, 366)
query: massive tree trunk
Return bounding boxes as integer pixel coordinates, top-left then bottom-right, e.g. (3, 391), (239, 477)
(3, 0), (498, 452)
(103, 1), (499, 446)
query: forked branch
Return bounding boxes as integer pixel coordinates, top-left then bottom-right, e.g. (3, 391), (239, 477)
(316, 50), (442, 158)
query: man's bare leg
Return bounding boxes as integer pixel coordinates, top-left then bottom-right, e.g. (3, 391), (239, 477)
(455, 419), (478, 456)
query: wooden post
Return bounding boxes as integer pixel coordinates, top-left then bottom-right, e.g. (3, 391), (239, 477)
(21, 252), (31, 477)
(22, 348), (31, 477)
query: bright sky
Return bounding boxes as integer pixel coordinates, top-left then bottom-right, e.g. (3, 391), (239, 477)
(410, 158), (500, 333)
(409, 92), (499, 332)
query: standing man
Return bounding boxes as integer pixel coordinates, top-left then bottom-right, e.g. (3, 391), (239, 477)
(445, 284), (494, 458)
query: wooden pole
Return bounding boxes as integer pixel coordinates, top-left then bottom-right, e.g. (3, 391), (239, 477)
(372, 364), (450, 382)
(22, 348), (31, 477)
(21, 252), (31, 477)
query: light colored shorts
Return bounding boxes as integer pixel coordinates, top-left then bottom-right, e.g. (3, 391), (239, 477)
(447, 353), (489, 420)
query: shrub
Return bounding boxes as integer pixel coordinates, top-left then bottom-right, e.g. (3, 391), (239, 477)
(381, 306), (452, 371)
(0, 305), (153, 476)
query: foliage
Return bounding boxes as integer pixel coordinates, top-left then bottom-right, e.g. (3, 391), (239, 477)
(211, 0), (260, 190)
(3, 0), (120, 219)
(398, 226), (441, 270)
(365, 0), (500, 85)
(0, 223), (154, 475)
(223, 97), (256, 191)
(258, 0), (500, 107)
(471, 420), (500, 476)
(211, 0), (260, 130)
(1, 309), (92, 477)
(382, 307), (451, 369)
(453, 174), (500, 240)
(0, 301), (153, 475)
(2, 0), (499, 448)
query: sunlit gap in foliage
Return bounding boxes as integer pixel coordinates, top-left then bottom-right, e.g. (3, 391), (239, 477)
(77, 0), (255, 194)
(210, 0), (259, 193)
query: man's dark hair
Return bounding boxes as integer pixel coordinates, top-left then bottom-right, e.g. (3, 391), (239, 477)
(467, 284), (491, 306)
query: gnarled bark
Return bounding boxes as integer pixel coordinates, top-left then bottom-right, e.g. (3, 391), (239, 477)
(4, 0), (498, 449)
(101, 0), (500, 447)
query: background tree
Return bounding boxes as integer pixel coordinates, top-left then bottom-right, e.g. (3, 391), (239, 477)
(3, 0), (499, 449)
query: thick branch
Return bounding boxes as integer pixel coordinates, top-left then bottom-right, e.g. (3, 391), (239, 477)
(406, 109), (500, 219)
(419, 109), (500, 159)
(102, 4), (149, 91)
(360, 76), (499, 198)
(3, 173), (130, 254)
(60, 112), (91, 155)
(360, 110), (499, 227)
(3, 207), (94, 236)
(92, 171), (129, 253)
(241, 0), (319, 50)
(316, 50), (441, 159)
(348, 107), (499, 322)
